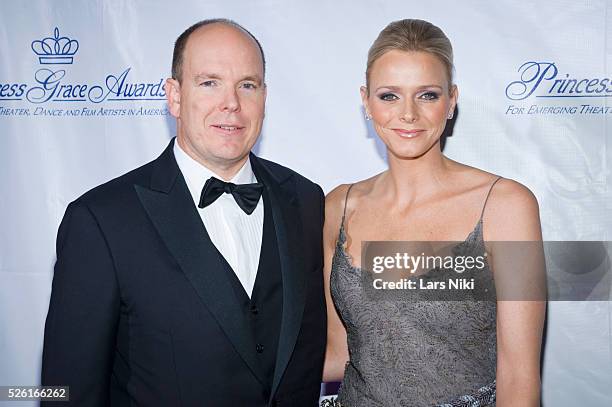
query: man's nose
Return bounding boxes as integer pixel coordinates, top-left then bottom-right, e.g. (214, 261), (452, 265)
(220, 87), (240, 112)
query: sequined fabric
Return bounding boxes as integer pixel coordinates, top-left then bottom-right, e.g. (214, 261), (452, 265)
(330, 219), (497, 406)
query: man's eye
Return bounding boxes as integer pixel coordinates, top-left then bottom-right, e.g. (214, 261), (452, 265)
(241, 82), (257, 90)
(379, 93), (398, 101)
(200, 80), (217, 87)
(420, 92), (440, 100)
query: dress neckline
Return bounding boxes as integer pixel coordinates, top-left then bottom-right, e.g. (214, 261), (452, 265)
(336, 176), (501, 271)
(336, 218), (484, 272)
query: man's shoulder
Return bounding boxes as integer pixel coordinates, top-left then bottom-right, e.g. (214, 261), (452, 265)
(75, 157), (158, 210)
(256, 156), (322, 195)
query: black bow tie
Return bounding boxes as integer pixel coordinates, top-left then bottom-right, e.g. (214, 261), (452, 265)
(198, 176), (264, 215)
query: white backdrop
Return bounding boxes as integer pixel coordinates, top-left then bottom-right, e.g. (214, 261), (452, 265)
(1, 0), (610, 405)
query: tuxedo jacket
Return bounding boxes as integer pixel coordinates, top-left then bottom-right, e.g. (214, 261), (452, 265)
(42, 139), (327, 406)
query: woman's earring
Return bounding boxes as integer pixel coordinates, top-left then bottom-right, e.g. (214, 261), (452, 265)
(447, 111), (454, 120)
(365, 112), (371, 121)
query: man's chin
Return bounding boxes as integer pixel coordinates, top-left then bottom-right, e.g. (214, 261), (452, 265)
(210, 150), (252, 168)
(215, 140), (259, 160)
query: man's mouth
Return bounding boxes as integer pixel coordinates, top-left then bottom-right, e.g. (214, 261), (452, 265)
(211, 124), (245, 133)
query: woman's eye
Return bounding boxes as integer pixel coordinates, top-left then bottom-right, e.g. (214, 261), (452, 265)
(420, 91), (439, 100)
(379, 93), (398, 101)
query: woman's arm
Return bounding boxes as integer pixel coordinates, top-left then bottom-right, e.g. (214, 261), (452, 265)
(322, 185), (351, 382)
(485, 179), (546, 406)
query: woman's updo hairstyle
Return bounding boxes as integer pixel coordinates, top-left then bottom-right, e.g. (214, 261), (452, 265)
(366, 19), (454, 93)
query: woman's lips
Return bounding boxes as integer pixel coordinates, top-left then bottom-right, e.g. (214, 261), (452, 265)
(392, 128), (425, 138)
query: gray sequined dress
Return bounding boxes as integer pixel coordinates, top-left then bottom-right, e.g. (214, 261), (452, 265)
(330, 182), (500, 406)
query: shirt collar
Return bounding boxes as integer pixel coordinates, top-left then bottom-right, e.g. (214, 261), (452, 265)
(173, 140), (257, 204)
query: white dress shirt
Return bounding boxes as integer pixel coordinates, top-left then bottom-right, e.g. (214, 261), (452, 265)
(174, 142), (264, 297)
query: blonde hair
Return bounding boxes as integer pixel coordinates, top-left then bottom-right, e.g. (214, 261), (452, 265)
(366, 19), (454, 92)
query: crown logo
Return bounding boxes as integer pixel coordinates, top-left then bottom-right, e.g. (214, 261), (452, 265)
(31, 27), (79, 65)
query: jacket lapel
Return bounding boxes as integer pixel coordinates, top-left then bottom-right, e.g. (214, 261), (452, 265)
(250, 154), (308, 400)
(134, 139), (267, 385)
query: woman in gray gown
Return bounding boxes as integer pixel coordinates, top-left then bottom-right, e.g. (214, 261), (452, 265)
(323, 19), (545, 406)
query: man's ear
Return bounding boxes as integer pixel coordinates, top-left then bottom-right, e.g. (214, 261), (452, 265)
(165, 78), (181, 118)
(262, 83), (267, 118)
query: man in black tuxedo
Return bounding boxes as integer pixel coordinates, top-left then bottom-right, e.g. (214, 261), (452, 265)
(42, 19), (326, 406)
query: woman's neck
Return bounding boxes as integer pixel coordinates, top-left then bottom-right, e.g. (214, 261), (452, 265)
(376, 145), (451, 207)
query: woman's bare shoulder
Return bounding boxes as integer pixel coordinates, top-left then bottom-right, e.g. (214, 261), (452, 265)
(325, 175), (381, 214)
(488, 178), (539, 212)
(324, 176), (380, 237)
(481, 178), (541, 240)
(446, 161), (541, 238)
(449, 160), (539, 217)
(326, 183), (351, 208)
(324, 184), (353, 242)
(448, 160), (500, 188)
(325, 184), (352, 225)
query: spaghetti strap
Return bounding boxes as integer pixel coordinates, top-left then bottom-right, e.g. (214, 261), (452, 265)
(339, 184), (355, 243)
(479, 176), (503, 221)
(341, 184), (354, 224)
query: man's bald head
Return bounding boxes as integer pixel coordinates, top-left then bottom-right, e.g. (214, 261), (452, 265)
(171, 19), (266, 83)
